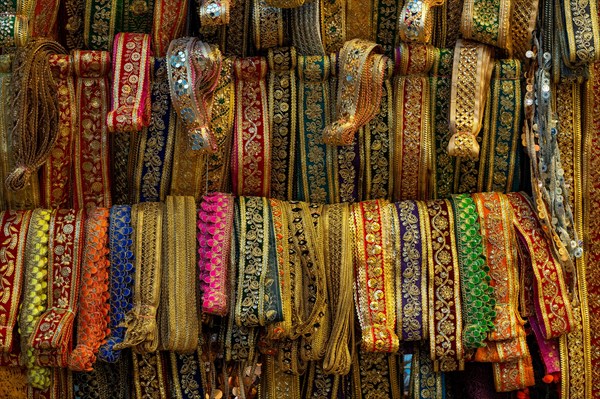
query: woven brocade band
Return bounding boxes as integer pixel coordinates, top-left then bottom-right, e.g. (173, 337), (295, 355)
(296, 55), (335, 204)
(73, 50), (112, 209)
(557, 0), (600, 67)
(234, 196), (282, 327)
(398, 0), (440, 44)
(151, 0), (188, 57)
(409, 343), (444, 399)
(169, 351), (204, 399)
(351, 200), (398, 353)
(447, 39), (493, 160)
(167, 37), (223, 153)
(133, 352), (168, 399)
(0, 210), (31, 352)
(460, 0), (511, 51)
(30, 209), (85, 369)
(477, 59), (521, 193)
(198, 192), (234, 316)
(68, 208), (110, 372)
(507, 192), (574, 339)
(509, 0), (538, 59)
(41, 55), (75, 209)
(252, 0), (283, 50)
(159, 196), (199, 352)
(98, 205), (135, 363)
(321, 0), (345, 54)
(130, 58), (176, 203)
(323, 39), (385, 146)
(107, 33), (151, 134)
(232, 57), (271, 197)
(450, 194), (495, 350)
(393, 201), (428, 341)
(268, 47), (297, 200)
(20, 209), (51, 389)
(206, 57), (235, 193)
(424, 199), (464, 371)
(351, 351), (402, 399)
(114, 202), (163, 354)
(393, 43), (435, 201)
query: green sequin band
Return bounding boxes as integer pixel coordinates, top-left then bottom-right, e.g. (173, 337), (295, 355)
(450, 194), (496, 350)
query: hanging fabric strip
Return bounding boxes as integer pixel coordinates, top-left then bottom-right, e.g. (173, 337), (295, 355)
(28, 0), (60, 39)
(224, 0), (251, 57)
(268, 47), (297, 201)
(84, 0), (116, 50)
(398, 0), (441, 45)
(110, 131), (134, 206)
(350, 199), (399, 353)
(475, 334), (528, 363)
(131, 58), (176, 203)
(232, 57), (271, 197)
(556, 0), (600, 67)
(409, 343), (445, 399)
(107, 33), (152, 134)
(352, 351), (402, 399)
(291, 0), (325, 56)
(169, 114), (206, 202)
(530, 315), (560, 374)
(167, 37), (223, 153)
(320, 0), (345, 54)
(115, 203), (163, 354)
(63, 0), (85, 50)
(322, 203), (354, 375)
(393, 43), (435, 201)
(361, 58), (394, 201)
(197, 192), (234, 316)
(30, 209), (85, 369)
(555, 79), (591, 399)
(159, 196), (199, 352)
(296, 55), (335, 204)
(447, 39), (493, 161)
(507, 192), (574, 339)
(492, 353), (535, 392)
(430, 47), (454, 199)
(41, 55), (75, 209)
(460, 0), (512, 52)
(98, 205), (135, 363)
(324, 39), (385, 146)
(0, 210), (31, 352)
(584, 61), (600, 398)
(206, 57), (235, 193)
(68, 208), (110, 372)
(450, 194), (496, 350)
(478, 59), (521, 193)
(72, 50), (112, 209)
(133, 352), (169, 399)
(234, 196), (282, 327)
(303, 361), (340, 398)
(471, 193), (522, 343)
(262, 355), (301, 399)
(373, 0), (400, 56)
(424, 199), (464, 371)
(393, 201), (428, 342)
(168, 351), (204, 399)
(151, 0), (188, 57)
(119, 0), (156, 33)
(253, 0), (284, 50)
(20, 209), (52, 389)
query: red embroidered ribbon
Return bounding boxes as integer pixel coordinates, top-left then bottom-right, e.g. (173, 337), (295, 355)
(106, 33), (152, 133)
(68, 207), (110, 371)
(507, 192), (574, 340)
(232, 57), (271, 197)
(41, 55), (75, 209)
(0, 210), (32, 353)
(73, 50), (112, 209)
(152, 0), (189, 57)
(29, 209), (85, 368)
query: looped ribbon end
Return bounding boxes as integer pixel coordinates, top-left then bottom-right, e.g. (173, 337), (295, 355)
(322, 119), (355, 146)
(398, 0), (434, 43)
(5, 165), (32, 192)
(361, 325), (400, 353)
(447, 131), (480, 160)
(68, 344), (96, 372)
(113, 305), (157, 352)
